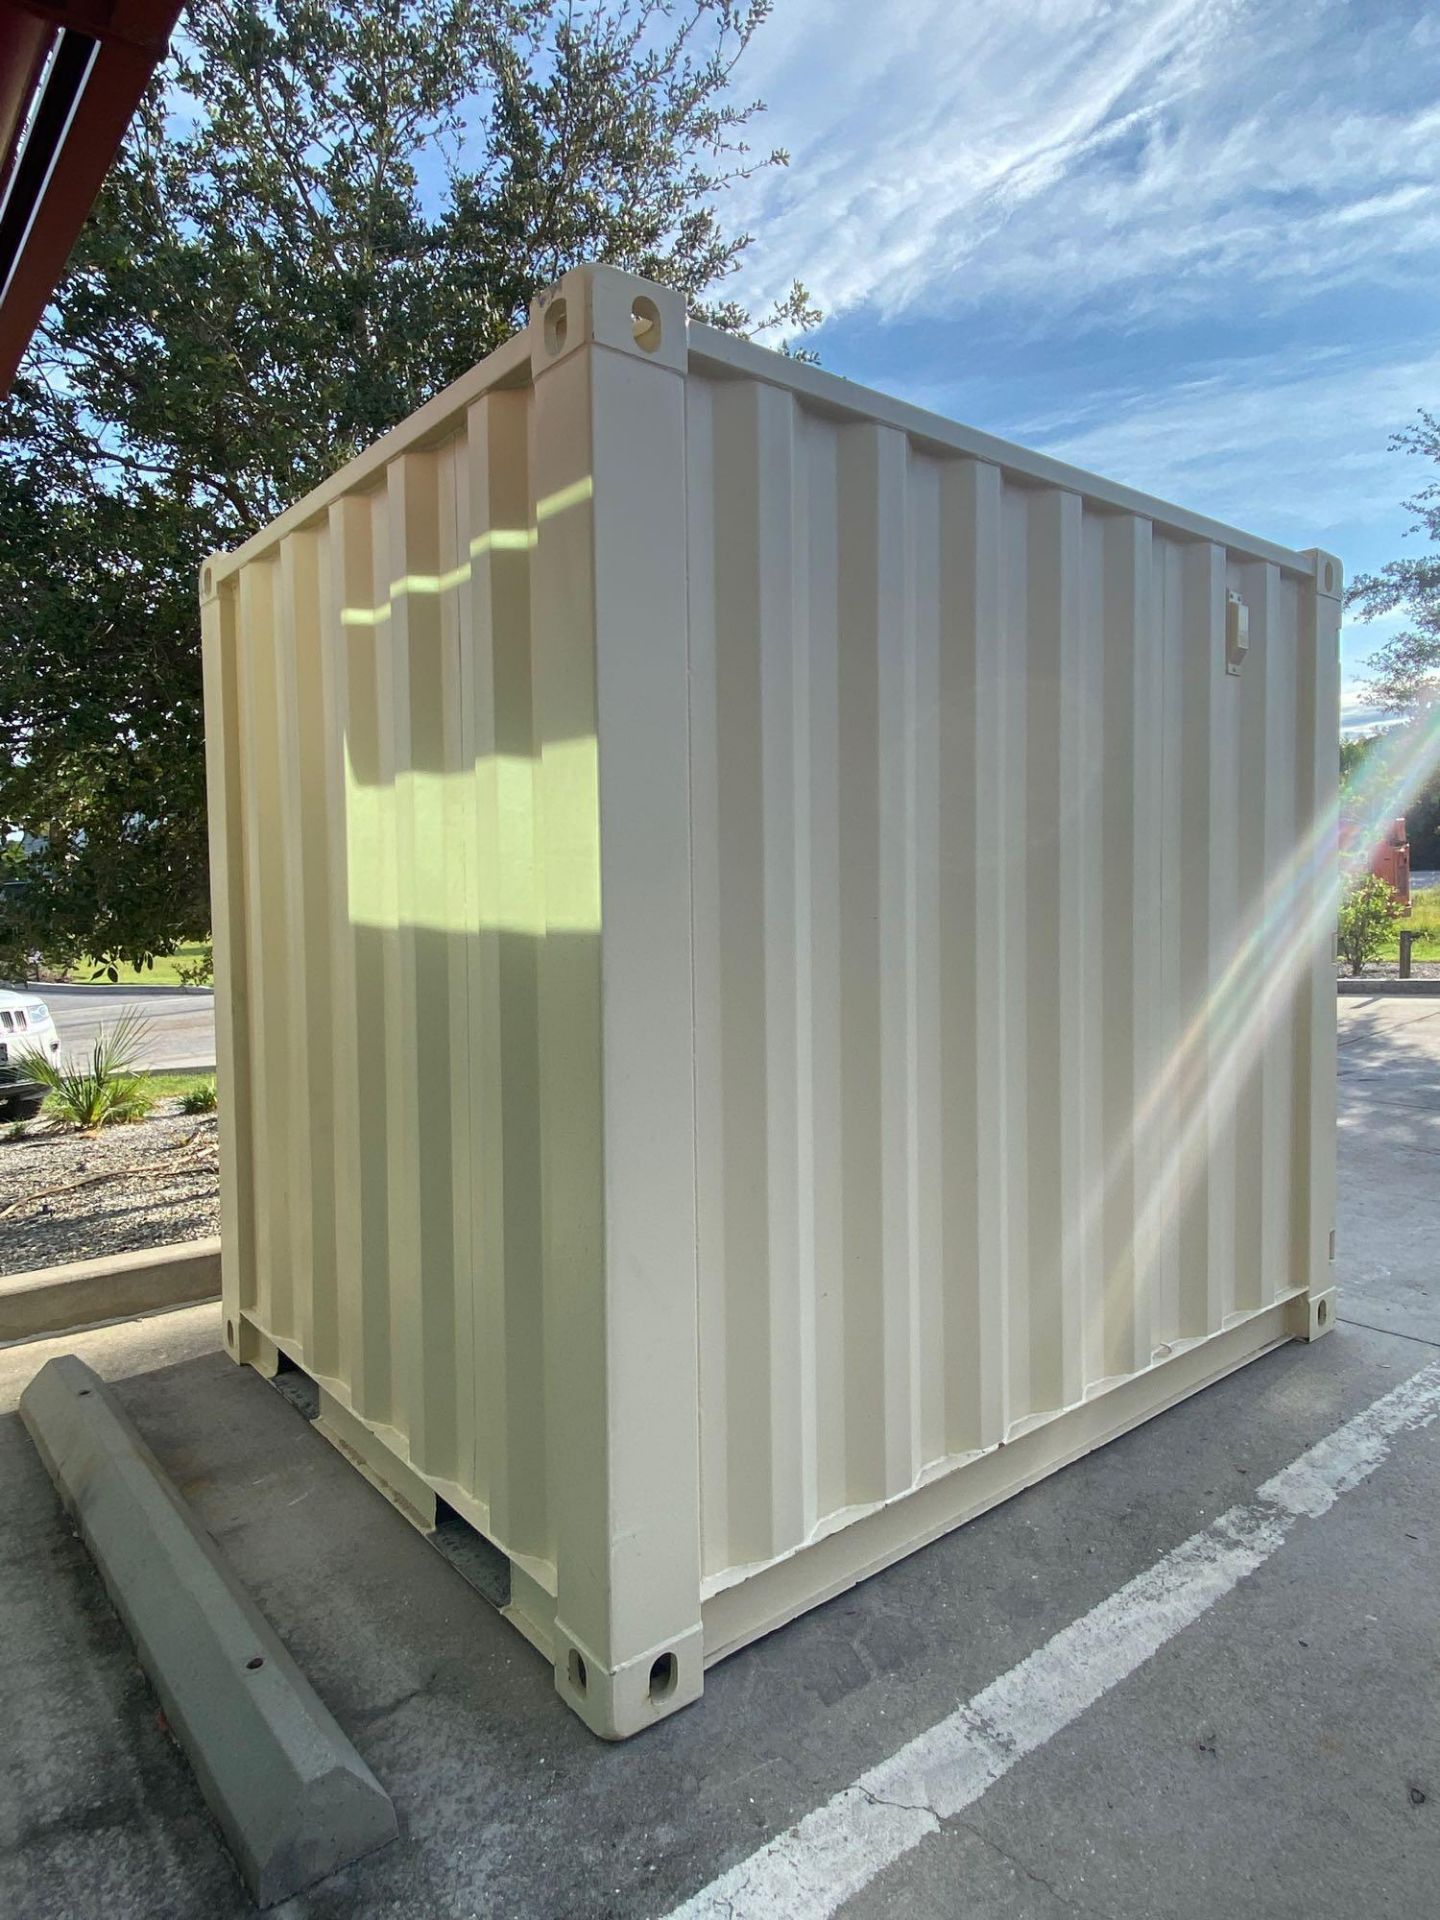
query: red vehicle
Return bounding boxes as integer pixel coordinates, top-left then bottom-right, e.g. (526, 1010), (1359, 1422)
(1341, 814), (1411, 912)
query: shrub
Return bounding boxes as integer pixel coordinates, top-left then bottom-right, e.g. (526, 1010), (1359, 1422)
(180, 1079), (218, 1115)
(1337, 872), (1401, 976)
(16, 1011), (155, 1132)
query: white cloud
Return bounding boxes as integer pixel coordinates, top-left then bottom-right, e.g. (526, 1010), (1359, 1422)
(1001, 346), (1440, 547)
(1341, 608), (1414, 727)
(1340, 702), (1394, 738)
(721, 0), (1439, 632)
(734, 0), (1440, 330)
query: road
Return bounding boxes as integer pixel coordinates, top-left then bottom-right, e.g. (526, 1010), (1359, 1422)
(0, 993), (1436, 1918)
(39, 982), (216, 1074)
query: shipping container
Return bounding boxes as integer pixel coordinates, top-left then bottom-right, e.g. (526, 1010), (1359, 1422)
(201, 263), (1340, 1738)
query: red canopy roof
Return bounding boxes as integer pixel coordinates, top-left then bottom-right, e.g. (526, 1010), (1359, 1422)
(0, 0), (183, 393)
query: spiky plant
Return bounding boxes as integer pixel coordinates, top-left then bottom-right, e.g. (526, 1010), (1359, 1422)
(16, 1011), (155, 1132)
(179, 1079), (218, 1115)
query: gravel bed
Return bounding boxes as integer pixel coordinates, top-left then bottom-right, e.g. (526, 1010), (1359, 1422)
(0, 1103), (219, 1277)
(1340, 962), (1440, 980)
(3, 954), (1428, 1276)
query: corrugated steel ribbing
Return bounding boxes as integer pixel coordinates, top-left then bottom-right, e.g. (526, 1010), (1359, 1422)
(202, 264), (1340, 1736)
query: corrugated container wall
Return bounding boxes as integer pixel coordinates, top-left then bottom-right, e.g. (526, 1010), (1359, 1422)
(202, 264), (1340, 1737)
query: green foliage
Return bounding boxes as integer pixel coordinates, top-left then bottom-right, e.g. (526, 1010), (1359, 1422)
(15, 1012), (156, 1132)
(1348, 411), (1440, 717)
(174, 943), (216, 987)
(1339, 733), (1380, 789)
(143, 1069), (219, 1104)
(1397, 886), (1440, 957)
(69, 943), (214, 987)
(1336, 871), (1402, 977)
(1406, 777), (1440, 872)
(1338, 724), (1440, 870)
(0, 0), (816, 982)
(179, 1078), (219, 1114)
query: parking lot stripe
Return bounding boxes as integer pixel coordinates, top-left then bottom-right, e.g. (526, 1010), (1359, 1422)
(668, 1358), (1440, 1920)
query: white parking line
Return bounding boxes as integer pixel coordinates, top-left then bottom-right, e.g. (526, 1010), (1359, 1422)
(667, 1359), (1440, 1920)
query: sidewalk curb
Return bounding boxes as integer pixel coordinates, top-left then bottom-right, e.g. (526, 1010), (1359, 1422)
(1337, 979), (1440, 997)
(20, 1356), (398, 1905)
(0, 1238), (221, 1344)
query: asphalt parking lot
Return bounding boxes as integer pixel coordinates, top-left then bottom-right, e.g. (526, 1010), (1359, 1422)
(41, 982), (216, 1074)
(0, 994), (1436, 1919)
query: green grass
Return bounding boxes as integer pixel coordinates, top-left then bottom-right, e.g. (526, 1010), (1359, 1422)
(23, 1010), (154, 1130)
(73, 945), (210, 986)
(141, 1071), (218, 1106)
(1374, 886), (1440, 963)
(37, 1070), (218, 1125)
(31, 1071), (216, 1126)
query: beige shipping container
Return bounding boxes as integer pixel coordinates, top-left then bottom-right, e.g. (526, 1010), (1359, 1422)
(201, 263), (1340, 1739)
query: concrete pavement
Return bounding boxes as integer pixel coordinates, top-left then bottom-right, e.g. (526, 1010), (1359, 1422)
(1336, 993), (1440, 1345)
(40, 982), (216, 1074)
(0, 995), (1435, 1918)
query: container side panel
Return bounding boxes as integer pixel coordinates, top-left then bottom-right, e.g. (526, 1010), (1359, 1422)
(318, 501), (362, 1399)
(1128, 522), (1166, 1362)
(937, 460), (1008, 1457)
(200, 582), (256, 1345)
(1099, 515), (1157, 1378)
(356, 483), (411, 1440)
(329, 492), (393, 1424)
(236, 559), (292, 1345)
(802, 420), (848, 1531)
(1171, 541), (1217, 1338)
(459, 400), (499, 1531)
(235, 396), (560, 1555)
(1000, 485), (1034, 1415)
(384, 449), (461, 1481)
(1232, 560), (1286, 1308)
(1295, 561), (1341, 1297)
(588, 338), (701, 1670)
(689, 365), (1331, 1593)
(876, 441), (927, 1491)
(694, 378), (818, 1569)
(905, 453), (945, 1474)
(1017, 488), (1079, 1423)
(439, 439), (477, 1497)
(1231, 561), (1267, 1317)
(706, 379), (777, 1564)
(1206, 555), (1243, 1331)
(689, 377), (729, 1578)
(270, 553), (317, 1351)
(833, 420), (885, 1507)
(1059, 495), (1104, 1412)
(755, 384), (813, 1559)
(208, 278), (1335, 1717)
(1263, 572), (1302, 1298)
(835, 422), (909, 1503)
(529, 348), (610, 1650)
(375, 458), (426, 1467)
(281, 526), (336, 1377)
(463, 388), (549, 1563)
(1151, 539), (1183, 1348)
(788, 413), (821, 1549)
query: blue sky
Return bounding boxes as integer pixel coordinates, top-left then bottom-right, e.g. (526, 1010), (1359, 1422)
(716, 0), (1439, 730)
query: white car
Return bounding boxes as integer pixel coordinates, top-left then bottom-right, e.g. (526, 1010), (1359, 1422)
(0, 988), (62, 1120)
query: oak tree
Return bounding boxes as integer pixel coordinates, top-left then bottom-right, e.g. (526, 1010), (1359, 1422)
(0, 0), (816, 980)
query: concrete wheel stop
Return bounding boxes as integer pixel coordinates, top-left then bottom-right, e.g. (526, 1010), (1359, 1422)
(20, 1354), (398, 1906)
